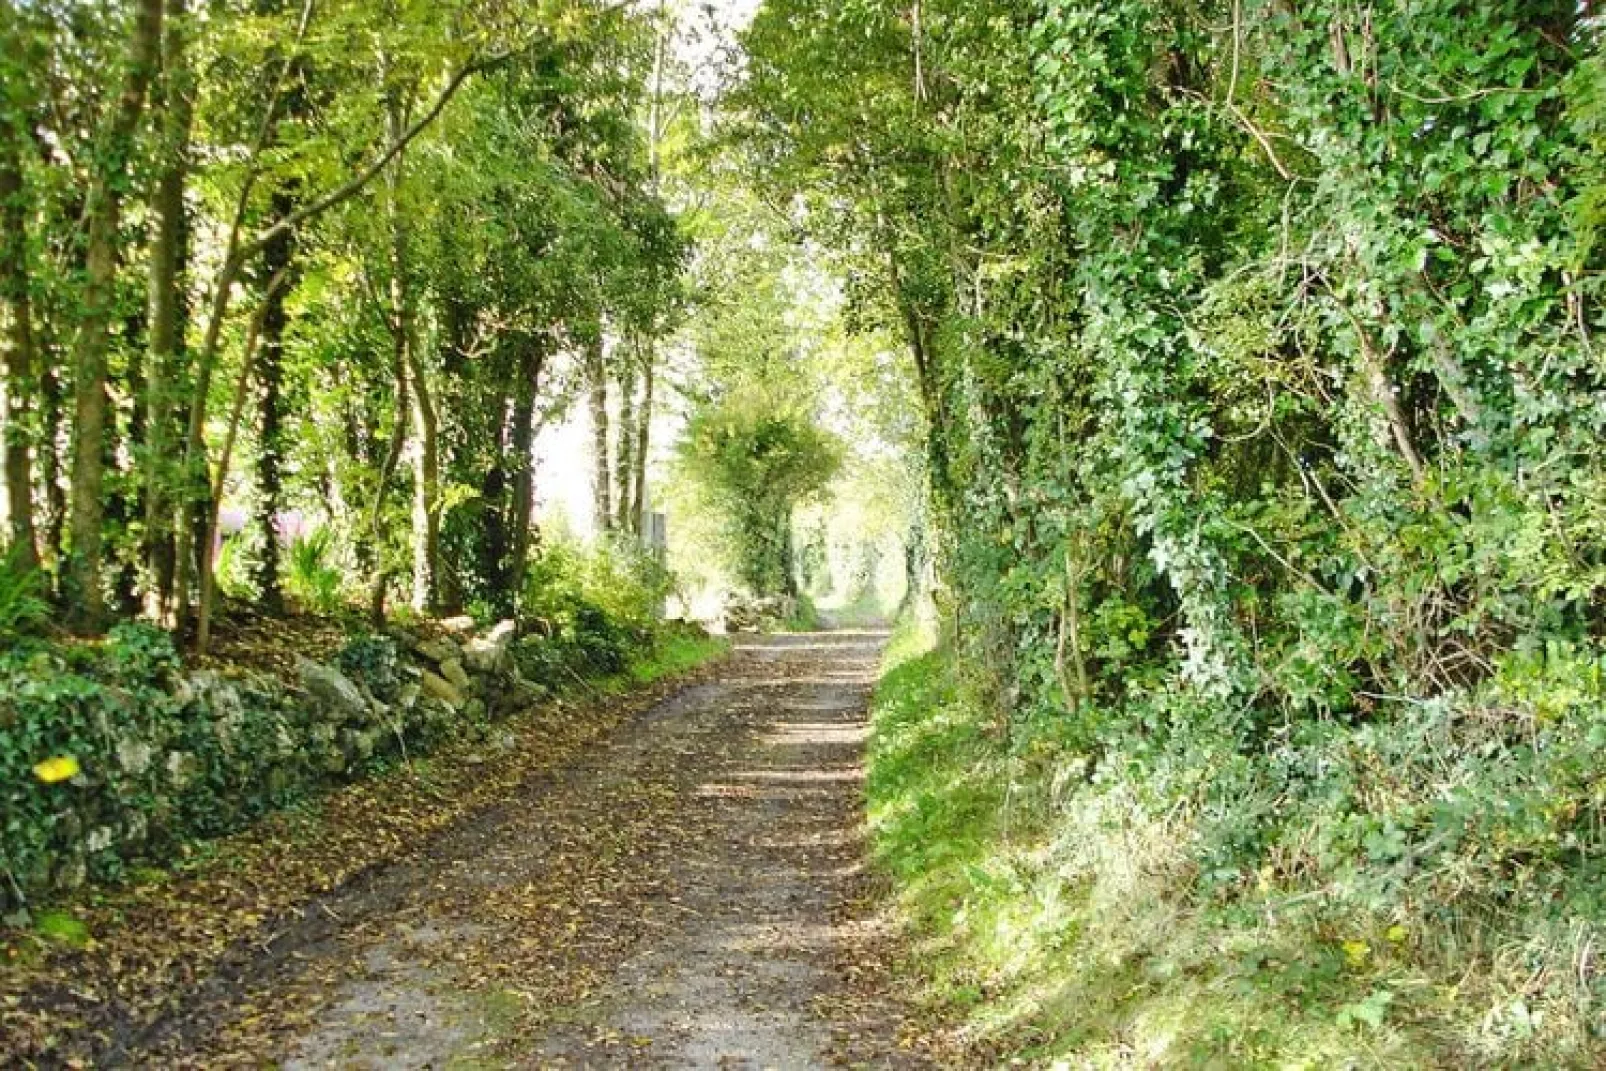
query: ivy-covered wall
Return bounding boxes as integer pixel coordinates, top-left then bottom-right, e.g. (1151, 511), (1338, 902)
(0, 583), (677, 911)
(0, 624), (508, 907)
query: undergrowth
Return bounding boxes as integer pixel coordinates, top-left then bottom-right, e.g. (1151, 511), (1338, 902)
(868, 617), (1606, 1068)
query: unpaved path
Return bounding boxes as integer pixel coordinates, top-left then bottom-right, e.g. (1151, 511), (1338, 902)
(118, 631), (925, 1068)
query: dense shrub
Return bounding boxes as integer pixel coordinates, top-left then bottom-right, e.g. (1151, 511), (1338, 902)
(517, 539), (671, 678)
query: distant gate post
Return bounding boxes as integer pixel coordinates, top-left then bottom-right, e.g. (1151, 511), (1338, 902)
(647, 511), (667, 560)
(647, 511), (668, 617)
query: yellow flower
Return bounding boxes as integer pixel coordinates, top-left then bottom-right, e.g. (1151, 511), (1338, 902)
(32, 755), (81, 784)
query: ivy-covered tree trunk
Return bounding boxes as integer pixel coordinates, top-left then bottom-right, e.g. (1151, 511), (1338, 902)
(0, 47), (39, 570)
(254, 189), (295, 612)
(586, 334), (613, 533)
(630, 339), (653, 538)
(67, 0), (163, 630)
(143, 0), (192, 619)
(506, 347), (541, 601)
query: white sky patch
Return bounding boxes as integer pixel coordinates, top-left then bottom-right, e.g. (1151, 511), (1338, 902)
(532, 0), (760, 543)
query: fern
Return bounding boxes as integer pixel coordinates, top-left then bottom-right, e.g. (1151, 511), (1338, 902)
(285, 528), (344, 614)
(0, 548), (48, 642)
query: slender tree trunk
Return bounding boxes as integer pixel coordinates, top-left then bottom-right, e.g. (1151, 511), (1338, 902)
(627, 0), (668, 544)
(367, 320), (410, 568)
(0, 51), (39, 569)
(630, 339), (653, 537)
(38, 363), (65, 565)
(613, 353), (636, 533)
(113, 313), (147, 615)
(436, 298), (472, 614)
(408, 344), (439, 613)
(382, 93), (438, 614)
(143, 0), (192, 620)
(1054, 538), (1089, 716)
(196, 273), (280, 652)
(67, 0), (163, 631)
(586, 333), (612, 533)
(779, 510), (797, 597)
(254, 189), (295, 611)
(1337, 297), (1425, 484)
(507, 348), (542, 602)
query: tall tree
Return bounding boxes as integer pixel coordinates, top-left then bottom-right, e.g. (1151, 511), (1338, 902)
(142, 0), (194, 617)
(0, 0), (39, 569)
(67, 0), (164, 629)
(586, 331), (613, 532)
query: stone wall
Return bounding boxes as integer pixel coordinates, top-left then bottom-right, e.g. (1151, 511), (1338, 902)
(1, 619), (546, 911)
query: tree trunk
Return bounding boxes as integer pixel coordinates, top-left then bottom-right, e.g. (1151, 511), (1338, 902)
(779, 510), (797, 597)
(507, 348), (542, 602)
(383, 93), (438, 614)
(630, 338), (653, 538)
(613, 352), (636, 534)
(367, 317), (409, 573)
(586, 333), (612, 533)
(38, 363), (66, 565)
(254, 189), (295, 611)
(197, 273), (281, 652)
(113, 312), (147, 616)
(481, 401), (510, 603)
(1337, 297), (1425, 485)
(408, 344), (439, 613)
(627, 0), (668, 544)
(67, 0), (163, 631)
(0, 47), (38, 570)
(142, 0), (192, 620)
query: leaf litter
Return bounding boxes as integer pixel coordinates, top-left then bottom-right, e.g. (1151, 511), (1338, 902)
(3, 632), (941, 1068)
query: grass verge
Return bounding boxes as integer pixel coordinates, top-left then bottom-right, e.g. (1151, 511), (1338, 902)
(866, 620), (1601, 1068)
(617, 627), (728, 688)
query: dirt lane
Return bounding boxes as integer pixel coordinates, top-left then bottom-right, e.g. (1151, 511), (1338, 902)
(119, 631), (924, 1069)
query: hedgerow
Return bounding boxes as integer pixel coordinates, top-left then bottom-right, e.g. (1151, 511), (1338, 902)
(740, 0), (1606, 1061)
